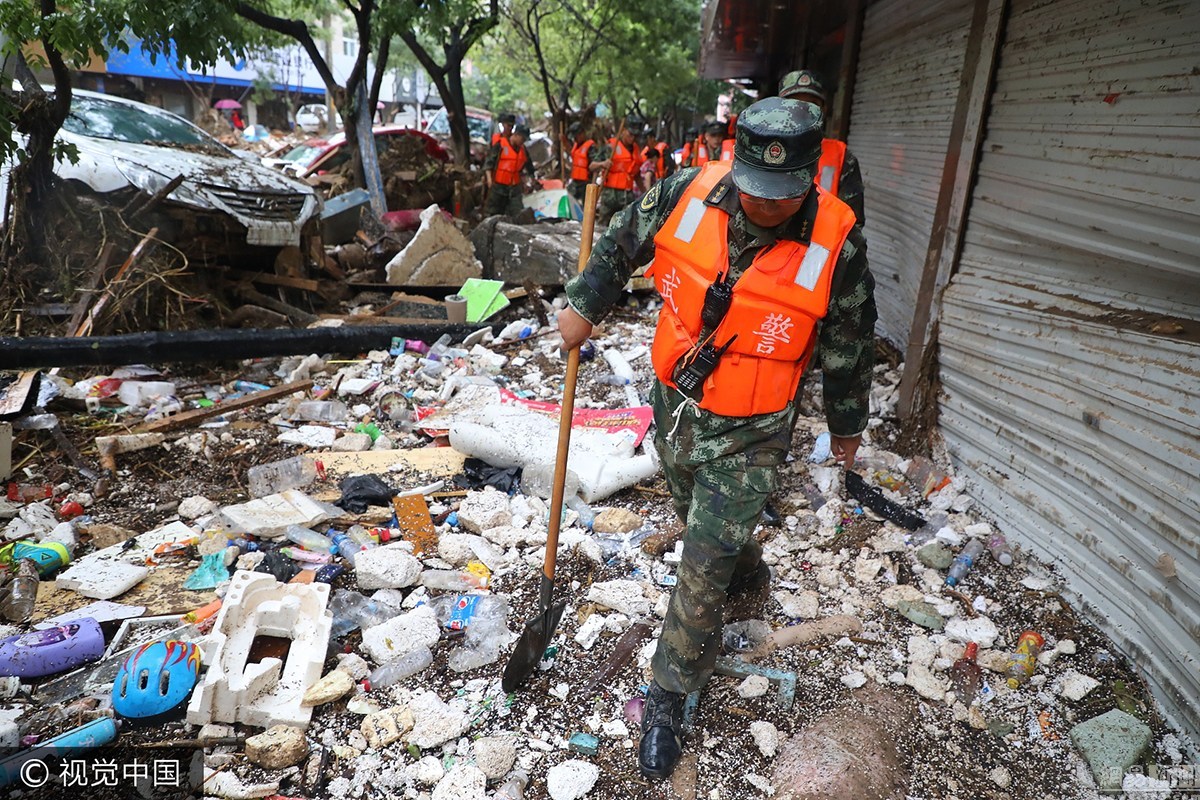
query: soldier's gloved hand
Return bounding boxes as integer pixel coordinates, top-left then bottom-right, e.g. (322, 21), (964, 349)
(830, 434), (862, 469)
(557, 306), (593, 352)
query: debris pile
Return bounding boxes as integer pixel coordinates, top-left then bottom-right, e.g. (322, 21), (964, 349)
(0, 296), (1192, 799)
(325, 135), (464, 212)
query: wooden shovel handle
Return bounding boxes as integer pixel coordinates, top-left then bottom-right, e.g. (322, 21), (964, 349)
(543, 183), (600, 582)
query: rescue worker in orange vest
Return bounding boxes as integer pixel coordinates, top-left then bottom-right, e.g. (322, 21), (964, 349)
(484, 123), (536, 216)
(591, 122), (641, 224)
(566, 122), (598, 204)
(779, 69), (866, 225)
(641, 128), (673, 185)
(558, 98), (877, 780)
(492, 112), (515, 146)
(693, 121), (733, 166)
(679, 126), (700, 167)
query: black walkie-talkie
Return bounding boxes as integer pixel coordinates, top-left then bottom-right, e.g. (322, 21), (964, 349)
(701, 271), (733, 330)
(675, 335), (738, 397)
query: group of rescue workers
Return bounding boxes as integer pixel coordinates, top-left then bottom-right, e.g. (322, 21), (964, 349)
(492, 69), (879, 784)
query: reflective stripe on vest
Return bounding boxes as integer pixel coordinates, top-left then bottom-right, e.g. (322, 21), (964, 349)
(604, 139), (636, 191)
(817, 138), (847, 195)
(494, 137), (528, 186)
(648, 162), (857, 417)
(571, 139), (594, 182)
(719, 139), (735, 162)
(695, 142), (710, 166)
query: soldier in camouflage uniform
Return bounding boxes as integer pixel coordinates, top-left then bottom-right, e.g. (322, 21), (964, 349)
(778, 69), (867, 225)
(589, 123), (640, 224)
(483, 124), (535, 217)
(559, 98), (877, 780)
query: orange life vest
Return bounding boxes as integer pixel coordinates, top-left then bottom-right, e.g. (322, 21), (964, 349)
(493, 137), (528, 186)
(604, 138), (636, 191)
(681, 142), (693, 166)
(646, 162), (857, 417)
(817, 139), (847, 196)
(719, 138), (735, 162)
(695, 142), (710, 166)
(570, 139), (594, 181)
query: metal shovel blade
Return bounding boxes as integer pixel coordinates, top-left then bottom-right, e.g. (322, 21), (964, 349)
(502, 574), (567, 693)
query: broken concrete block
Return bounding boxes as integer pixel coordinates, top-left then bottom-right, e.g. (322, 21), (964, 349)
(771, 688), (911, 800)
(179, 495), (217, 519)
(432, 763), (487, 800)
(944, 616), (999, 649)
(409, 755), (444, 786)
(361, 605), (440, 664)
(775, 590), (820, 620)
(469, 218), (584, 285)
(187, 571), (332, 730)
(879, 584), (924, 609)
(471, 733), (517, 780)
(738, 675), (770, 699)
(437, 532), (477, 567)
(905, 663), (946, 701)
(408, 689), (470, 749)
(916, 542), (954, 570)
(386, 205), (483, 286)
(750, 720), (780, 757)
(585, 579), (653, 617)
(302, 669), (355, 706)
(457, 489), (512, 533)
(331, 433), (373, 452)
(245, 725), (308, 770)
(203, 768), (279, 799)
(361, 705), (415, 749)
(1057, 670), (1101, 702)
(546, 759), (600, 800)
(895, 600), (944, 631)
(592, 508), (643, 534)
(355, 544), (422, 590)
(1069, 709), (1152, 790)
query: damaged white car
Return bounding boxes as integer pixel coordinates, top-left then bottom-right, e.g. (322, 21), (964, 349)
(1, 89), (319, 256)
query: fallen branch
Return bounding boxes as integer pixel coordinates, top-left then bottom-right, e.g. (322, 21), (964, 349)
(74, 227), (160, 338)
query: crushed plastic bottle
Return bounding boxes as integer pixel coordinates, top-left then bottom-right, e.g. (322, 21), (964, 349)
(520, 464), (581, 500)
(447, 596), (510, 673)
(284, 525), (334, 553)
(909, 512), (949, 546)
(987, 533), (1014, 566)
(950, 642), (983, 704)
(905, 455), (952, 497)
(0, 560), (40, 623)
(1005, 631), (1045, 689)
(329, 591), (398, 638)
(421, 570), (488, 592)
(491, 771), (528, 800)
(367, 646), (433, 689)
(565, 496), (595, 529)
(945, 539), (985, 586)
(291, 400), (349, 422)
(247, 456), (319, 498)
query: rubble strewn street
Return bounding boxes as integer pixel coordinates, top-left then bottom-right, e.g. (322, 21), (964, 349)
(0, 300), (1187, 799)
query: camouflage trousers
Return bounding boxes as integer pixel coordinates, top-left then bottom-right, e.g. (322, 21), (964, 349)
(597, 188), (634, 225)
(568, 179), (590, 204)
(648, 380), (793, 695)
(485, 183), (524, 216)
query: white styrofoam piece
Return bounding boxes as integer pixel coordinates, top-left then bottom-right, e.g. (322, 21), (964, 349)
(186, 570), (331, 730)
(34, 600), (146, 629)
(217, 490), (336, 539)
(55, 561), (149, 600)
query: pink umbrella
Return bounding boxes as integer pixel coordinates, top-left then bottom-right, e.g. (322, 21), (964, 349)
(214, 99), (242, 110)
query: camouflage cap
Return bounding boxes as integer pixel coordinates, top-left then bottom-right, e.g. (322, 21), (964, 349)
(498, 112), (517, 124)
(778, 69), (826, 103)
(732, 97), (823, 200)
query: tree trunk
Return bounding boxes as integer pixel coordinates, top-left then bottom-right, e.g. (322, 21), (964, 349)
(337, 89), (366, 190)
(443, 55), (472, 164)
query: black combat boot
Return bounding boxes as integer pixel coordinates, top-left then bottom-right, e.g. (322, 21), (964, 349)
(638, 681), (686, 779)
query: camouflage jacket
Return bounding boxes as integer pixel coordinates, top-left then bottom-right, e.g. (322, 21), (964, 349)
(839, 148), (866, 227)
(565, 167), (877, 437)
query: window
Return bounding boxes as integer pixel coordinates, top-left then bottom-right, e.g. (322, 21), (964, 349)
(342, 39), (357, 56)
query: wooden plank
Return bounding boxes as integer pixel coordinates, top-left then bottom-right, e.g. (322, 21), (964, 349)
(132, 380), (313, 434)
(306, 447), (465, 477)
(32, 564), (209, 624)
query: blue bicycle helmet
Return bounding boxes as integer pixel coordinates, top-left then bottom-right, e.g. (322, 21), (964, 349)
(112, 640), (202, 720)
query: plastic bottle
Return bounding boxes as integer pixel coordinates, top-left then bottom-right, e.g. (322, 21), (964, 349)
(0, 542), (71, 578)
(447, 596), (510, 673)
(910, 512), (949, 546)
(945, 538), (985, 586)
(950, 642), (983, 704)
(367, 646), (433, 689)
(421, 570), (488, 592)
(603, 349), (635, 383)
(247, 456), (319, 498)
(280, 546), (331, 565)
(521, 464), (581, 500)
(428, 333), (454, 359)
(1005, 631), (1046, 689)
(291, 400), (349, 422)
(905, 455), (952, 497)
(987, 533), (1014, 566)
(284, 525), (334, 553)
(0, 560), (40, 623)
(596, 374), (631, 386)
(491, 771), (528, 800)
(330, 532), (363, 566)
(565, 496), (595, 529)
(346, 525), (379, 550)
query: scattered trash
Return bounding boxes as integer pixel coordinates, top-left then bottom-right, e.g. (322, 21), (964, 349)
(1005, 630), (1045, 688)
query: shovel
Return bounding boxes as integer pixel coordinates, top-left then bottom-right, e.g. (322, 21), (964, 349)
(502, 183), (600, 694)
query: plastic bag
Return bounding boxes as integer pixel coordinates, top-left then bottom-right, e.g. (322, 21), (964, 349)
(335, 474), (395, 514)
(453, 457), (521, 494)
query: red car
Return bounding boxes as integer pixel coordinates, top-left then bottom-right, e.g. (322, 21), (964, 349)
(300, 126), (449, 177)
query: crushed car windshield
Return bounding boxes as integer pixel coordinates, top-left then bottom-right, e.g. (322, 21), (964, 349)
(63, 95), (221, 151)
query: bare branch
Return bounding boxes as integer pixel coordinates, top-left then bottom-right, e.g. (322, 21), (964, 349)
(233, 2), (340, 97)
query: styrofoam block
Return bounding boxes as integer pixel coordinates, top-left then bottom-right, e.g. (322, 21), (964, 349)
(56, 561), (149, 600)
(186, 570), (331, 730)
(217, 490), (336, 539)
